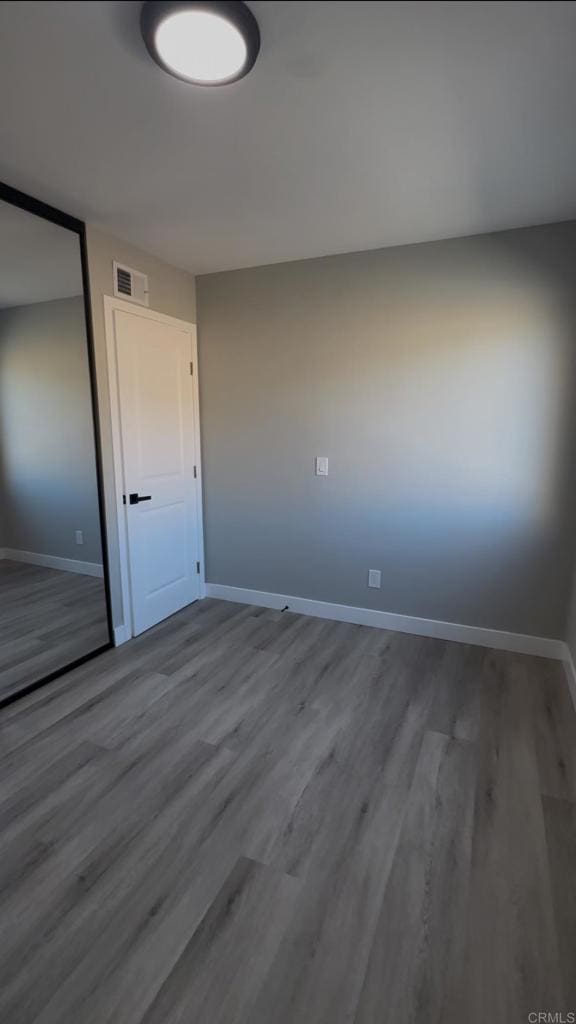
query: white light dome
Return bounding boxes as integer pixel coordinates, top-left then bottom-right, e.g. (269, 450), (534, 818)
(141, 2), (260, 86)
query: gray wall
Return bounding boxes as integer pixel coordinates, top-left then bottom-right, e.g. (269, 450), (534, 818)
(197, 221), (576, 639)
(86, 226), (197, 629)
(565, 567), (576, 662)
(0, 296), (102, 563)
(566, 594), (576, 660)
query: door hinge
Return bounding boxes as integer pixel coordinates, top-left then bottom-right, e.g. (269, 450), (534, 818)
(193, 465), (197, 479)
(190, 361), (194, 376)
(196, 561), (201, 574)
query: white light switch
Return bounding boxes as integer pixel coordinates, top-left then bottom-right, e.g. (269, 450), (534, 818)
(368, 569), (382, 589)
(75, 530), (84, 546)
(315, 456), (329, 477)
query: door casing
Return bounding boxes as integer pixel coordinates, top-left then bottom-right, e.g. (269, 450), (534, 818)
(104, 295), (205, 643)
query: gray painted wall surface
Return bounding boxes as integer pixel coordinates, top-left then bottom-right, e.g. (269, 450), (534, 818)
(565, 571), (576, 661)
(86, 226), (197, 629)
(197, 222), (576, 639)
(0, 296), (102, 563)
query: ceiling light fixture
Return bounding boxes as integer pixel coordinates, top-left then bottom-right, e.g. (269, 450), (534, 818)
(141, 1), (260, 86)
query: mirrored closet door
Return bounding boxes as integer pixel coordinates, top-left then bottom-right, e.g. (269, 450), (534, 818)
(0, 182), (112, 705)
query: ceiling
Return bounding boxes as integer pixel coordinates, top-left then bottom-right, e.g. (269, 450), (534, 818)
(1, 1), (576, 276)
(0, 199), (83, 308)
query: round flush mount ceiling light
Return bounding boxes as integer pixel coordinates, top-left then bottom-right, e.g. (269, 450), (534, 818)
(141, 1), (260, 86)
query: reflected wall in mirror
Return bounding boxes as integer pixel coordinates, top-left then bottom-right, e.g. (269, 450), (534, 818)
(0, 186), (111, 704)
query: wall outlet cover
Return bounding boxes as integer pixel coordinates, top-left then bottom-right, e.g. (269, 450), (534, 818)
(368, 568), (382, 589)
(315, 456), (329, 476)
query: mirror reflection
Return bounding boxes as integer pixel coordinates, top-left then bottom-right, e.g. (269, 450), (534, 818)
(0, 197), (109, 702)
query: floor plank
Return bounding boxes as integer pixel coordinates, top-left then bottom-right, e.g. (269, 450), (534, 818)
(0, 598), (574, 1024)
(354, 730), (477, 1024)
(542, 794), (576, 1009)
(0, 560), (108, 702)
(453, 652), (565, 1024)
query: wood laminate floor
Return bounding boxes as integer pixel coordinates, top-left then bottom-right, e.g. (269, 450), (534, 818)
(0, 560), (109, 702)
(0, 597), (575, 1023)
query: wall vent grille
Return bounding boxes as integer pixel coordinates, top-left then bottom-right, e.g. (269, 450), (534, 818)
(113, 261), (149, 306)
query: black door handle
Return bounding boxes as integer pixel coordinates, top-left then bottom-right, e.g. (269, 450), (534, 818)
(129, 493), (152, 504)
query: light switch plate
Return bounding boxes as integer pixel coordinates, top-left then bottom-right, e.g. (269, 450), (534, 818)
(315, 456), (329, 476)
(75, 530), (84, 546)
(368, 569), (382, 589)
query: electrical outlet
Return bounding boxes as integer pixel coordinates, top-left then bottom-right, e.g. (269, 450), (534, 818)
(75, 530), (84, 546)
(368, 569), (381, 589)
(315, 456), (329, 476)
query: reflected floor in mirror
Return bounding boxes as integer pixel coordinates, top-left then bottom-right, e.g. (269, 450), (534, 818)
(0, 560), (109, 702)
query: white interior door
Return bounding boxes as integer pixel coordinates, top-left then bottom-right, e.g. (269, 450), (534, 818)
(113, 308), (200, 636)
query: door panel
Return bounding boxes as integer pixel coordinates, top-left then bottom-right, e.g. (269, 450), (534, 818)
(114, 308), (199, 635)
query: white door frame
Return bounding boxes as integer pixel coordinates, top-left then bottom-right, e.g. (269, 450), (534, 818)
(103, 295), (205, 643)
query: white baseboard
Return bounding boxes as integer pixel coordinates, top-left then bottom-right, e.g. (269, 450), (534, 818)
(205, 583), (567, 661)
(563, 648), (576, 711)
(113, 623), (131, 646)
(0, 547), (104, 579)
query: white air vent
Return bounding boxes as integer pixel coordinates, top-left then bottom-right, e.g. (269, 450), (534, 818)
(113, 261), (149, 306)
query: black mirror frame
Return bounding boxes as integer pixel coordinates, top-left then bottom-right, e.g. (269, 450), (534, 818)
(0, 180), (114, 708)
